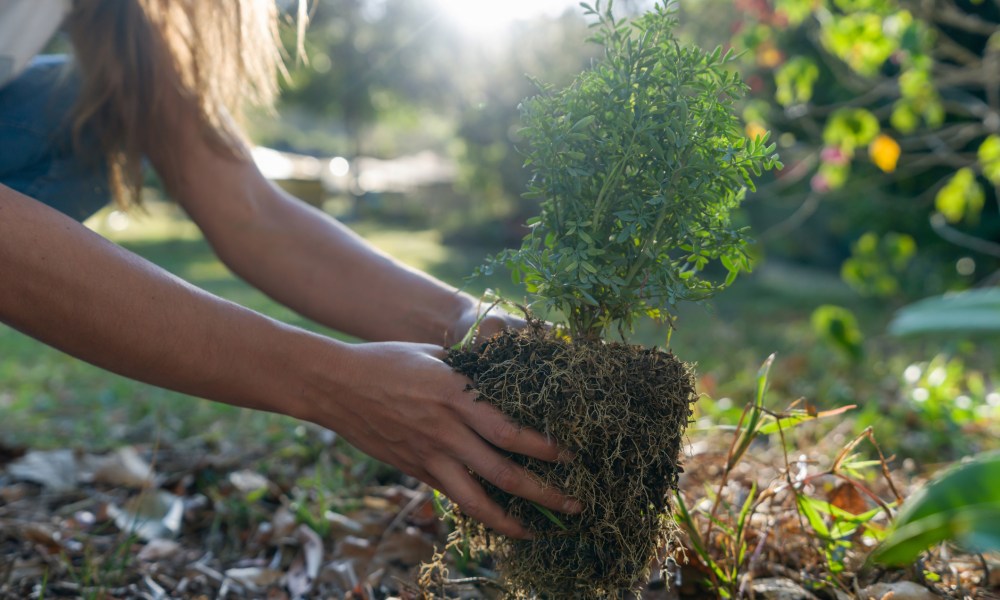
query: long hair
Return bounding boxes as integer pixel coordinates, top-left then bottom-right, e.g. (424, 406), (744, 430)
(65, 0), (302, 205)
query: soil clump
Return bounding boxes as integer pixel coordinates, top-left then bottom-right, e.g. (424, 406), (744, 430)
(444, 324), (697, 598)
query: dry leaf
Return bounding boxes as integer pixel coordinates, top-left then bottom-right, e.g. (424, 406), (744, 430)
(828, 482), (867, 515)
(325, 510), (364, 536)
(138, 539), (182, 561)
(87, 446), (158, 488)
(225, 566), (283, 589)
(108, 490), (184, 541)
(375, 527), (435, 567)
(271, 505), (298, 540)
(286, 524), (324, 599)
(229, 469), (271, 495)
(7, 449), (80, 492)
(859, 581), (935, 600)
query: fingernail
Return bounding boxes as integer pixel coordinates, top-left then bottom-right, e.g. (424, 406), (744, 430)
(563, 499), (584, 513)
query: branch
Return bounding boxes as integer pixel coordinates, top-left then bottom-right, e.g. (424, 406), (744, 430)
(930, 213), (1000, 259)
(758, 193), (823, 242)
(750, 152), (818, 197)
(932, 1), (1000, 36)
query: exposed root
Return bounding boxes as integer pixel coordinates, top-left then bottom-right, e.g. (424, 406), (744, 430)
(441, 327), (697, 598)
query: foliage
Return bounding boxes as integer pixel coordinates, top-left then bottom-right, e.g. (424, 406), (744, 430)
(490, 1), (781, 339)
(810, 304), (864, 361)
(899, 354), (999, 438)
(889, 288), (1000, 337)
(840, 231), (916, 298)
(872, 450), (1000, 565)
(674, 356), (900, 598)
(718, 0), (1000, 291)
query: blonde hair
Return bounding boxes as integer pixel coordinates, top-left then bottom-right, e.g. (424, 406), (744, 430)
(66, 0), (302, 205)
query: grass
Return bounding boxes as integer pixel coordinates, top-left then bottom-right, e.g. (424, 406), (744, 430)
(3, 198), (998, 598)
(0, 200), (507, 450)
(2, 198), (995, 463)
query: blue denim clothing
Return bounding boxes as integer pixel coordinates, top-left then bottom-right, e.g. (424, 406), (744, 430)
(0, 55), (110, 221)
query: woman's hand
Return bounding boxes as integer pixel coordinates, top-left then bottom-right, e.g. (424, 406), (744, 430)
(308, 340), (581, 539)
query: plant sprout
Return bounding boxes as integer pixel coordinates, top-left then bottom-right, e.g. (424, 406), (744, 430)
(489, 1), (782, 340)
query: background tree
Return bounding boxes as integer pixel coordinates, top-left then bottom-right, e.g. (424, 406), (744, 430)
(702, 0), (1000, 300)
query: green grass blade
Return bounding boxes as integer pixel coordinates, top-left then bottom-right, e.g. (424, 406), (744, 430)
(531, 501), (568, 530)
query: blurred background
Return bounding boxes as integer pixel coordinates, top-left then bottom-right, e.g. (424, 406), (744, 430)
(5, 0), (998, 465)
(2, 2), (998, 596)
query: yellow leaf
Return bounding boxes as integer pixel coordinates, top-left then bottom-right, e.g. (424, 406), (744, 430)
(745, 122), (768, 140)
(869, 134), (901, 173)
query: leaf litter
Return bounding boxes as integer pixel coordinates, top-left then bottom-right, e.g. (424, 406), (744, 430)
(0, 411), (997, 599)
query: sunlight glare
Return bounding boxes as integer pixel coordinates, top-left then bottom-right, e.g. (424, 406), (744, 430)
(432, 0), (572, 36)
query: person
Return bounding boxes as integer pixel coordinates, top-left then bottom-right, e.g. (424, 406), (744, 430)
(0, 0), (581, 539)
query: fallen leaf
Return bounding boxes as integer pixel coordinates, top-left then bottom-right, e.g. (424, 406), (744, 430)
(297, 524), (323, 581)
(286, 525), (323, 599)
(225, 566), (283, 589)
(229, 469), (271, 495)
(326, 558), (360, 591)
(87, 447), (159, 489)
(138, 539), (182, 562)
(375, 527), (436, 567)
(325, 510), (364, 536)
(859, 581), (935, 600)
(7, 449), (80, 492)
(271, 506), (298, 539)
(828, 482), (868, 515)
(108, 490), (184, 541)
(0, 482), (32, 503)
(22, 523), (65, 554)
(751, 577), (818, 599)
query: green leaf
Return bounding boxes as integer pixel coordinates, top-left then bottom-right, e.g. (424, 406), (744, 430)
(872, 450), (1000, 565)
(811, 305), (864, 361)
(978, 134), (1000, 185)
(796, 494), (831, 538)
(888, 289), (1000, 338)
(823, 108), (880, 151)
(935, 168), (985, 224)
(571, 114), (597, 131)
(727, 354), (773, 470)
(774, 57), (820, 106)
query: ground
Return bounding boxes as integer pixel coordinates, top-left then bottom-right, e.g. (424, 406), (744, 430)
(0, 201), (997, 598)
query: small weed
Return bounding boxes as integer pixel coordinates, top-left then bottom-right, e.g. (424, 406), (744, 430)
(674, 355), (905, 598)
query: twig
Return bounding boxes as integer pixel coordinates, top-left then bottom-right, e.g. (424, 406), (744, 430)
(758, 193), (823, 242)
(930, 213), (1000, 259)
(931, 1), (1000, 36)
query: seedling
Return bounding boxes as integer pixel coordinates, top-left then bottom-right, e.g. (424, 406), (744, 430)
(437, 2), (780, 597)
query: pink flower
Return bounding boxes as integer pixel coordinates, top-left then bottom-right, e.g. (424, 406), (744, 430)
(821, 146), (848, 166)
(810, 173), (831, 194)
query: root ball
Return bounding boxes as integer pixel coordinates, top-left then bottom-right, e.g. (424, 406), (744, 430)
(444, 326), (697, 598)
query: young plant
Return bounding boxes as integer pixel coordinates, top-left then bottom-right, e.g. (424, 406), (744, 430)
(493, 2), (781, 339)
(437, 2), (779, 598)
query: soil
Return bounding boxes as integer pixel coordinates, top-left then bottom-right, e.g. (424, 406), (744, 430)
(443, 325), (698, 598)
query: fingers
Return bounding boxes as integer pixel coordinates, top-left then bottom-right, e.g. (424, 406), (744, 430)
(462, 399), (564, 463)
(432, 462), (533, 539)
(461, 434), (583, 516)
(476, 312), (525, 340)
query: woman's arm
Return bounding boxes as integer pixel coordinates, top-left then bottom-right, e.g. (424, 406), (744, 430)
(146, 106), (497, 346)
(0, 183), (578, 538)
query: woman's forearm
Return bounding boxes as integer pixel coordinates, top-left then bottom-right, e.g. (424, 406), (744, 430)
(0, 184), (330, 417)
(200, 180), (477, 345)
(0, 184), (575, 539)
